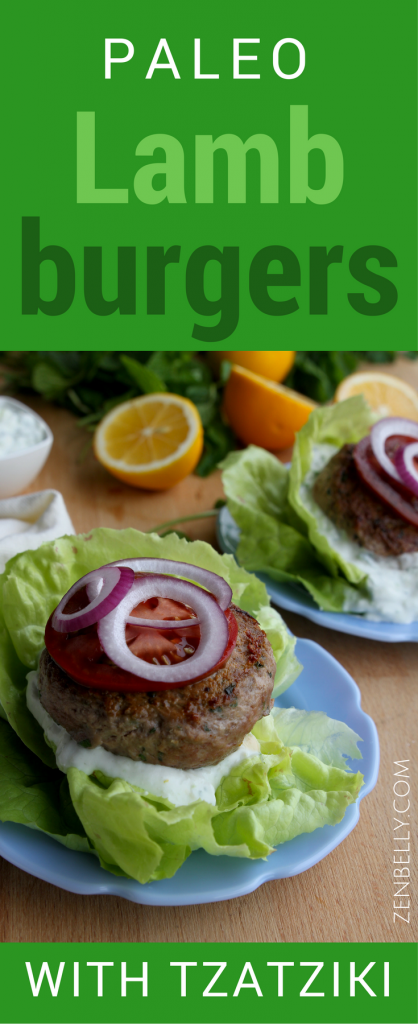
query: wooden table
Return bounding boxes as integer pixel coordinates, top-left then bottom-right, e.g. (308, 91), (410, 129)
(0, 361), (417, 944)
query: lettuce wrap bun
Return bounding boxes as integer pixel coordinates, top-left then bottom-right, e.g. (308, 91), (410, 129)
(0, 528), (363, 884)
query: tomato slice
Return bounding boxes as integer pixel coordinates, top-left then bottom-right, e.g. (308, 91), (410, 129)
(44, 603), (238, 692)
(354, 435), (418, 527)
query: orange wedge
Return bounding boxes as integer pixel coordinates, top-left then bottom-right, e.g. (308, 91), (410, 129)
(335, 371), (418, 421)
(94, 394), (203, 490)
(223, 364), (317, 450)
(217, 350), (295, 382)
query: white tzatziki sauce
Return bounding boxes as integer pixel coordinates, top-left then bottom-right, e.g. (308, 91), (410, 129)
(0, 401), (46, 456)
(26, 670), (261, 807)
(301, 443), (418, 623)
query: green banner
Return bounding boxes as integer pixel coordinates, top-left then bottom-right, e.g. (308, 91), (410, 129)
(0, 942), (416, 1023)
(3, 0), (417, 349)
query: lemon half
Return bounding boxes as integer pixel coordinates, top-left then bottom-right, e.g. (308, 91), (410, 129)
(335, 371), (418, 421)
(223, 364), (316, 450)
(94, 393), (204, 490)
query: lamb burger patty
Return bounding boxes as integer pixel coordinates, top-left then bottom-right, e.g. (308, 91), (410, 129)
(313, 443), (418, 558)
(38, 606), (276, 770)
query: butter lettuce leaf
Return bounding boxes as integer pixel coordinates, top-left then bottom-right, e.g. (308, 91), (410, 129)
(0, 695), (363, 884)
(288, 395), (376, 584)
(0, 718), (88, 850)
(64, 703), (362, 882)
(221, 397), (376, 612)
(0, 616), (55, 765)
(253, 706), (362, 770)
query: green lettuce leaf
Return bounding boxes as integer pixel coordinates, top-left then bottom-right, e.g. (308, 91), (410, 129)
(288, 395), (376, 584)
(221, 396), (376, 611)
(64, 702), (362, 882)
(0, 617), (55, 765)
(0, 719), (89, 850)
(0, 696), (363, 884)
(253, 706), (362, 770)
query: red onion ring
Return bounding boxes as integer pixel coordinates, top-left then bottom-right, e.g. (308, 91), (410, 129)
(52, 566), (134, 633)
(371, 417), (418, 483)
(98, 574), (229, 685)
(354, 435), (418, 527)
(105, 557), (233, 611)
(126, 613), (199, 629)
(86, 573), (199, 629)
(395, 441), (418, 497)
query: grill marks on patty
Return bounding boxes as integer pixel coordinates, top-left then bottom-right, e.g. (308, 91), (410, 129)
(38, 606), (276, 770)
(313, 444), (418, 558)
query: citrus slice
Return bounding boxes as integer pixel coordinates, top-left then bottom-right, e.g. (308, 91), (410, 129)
(335, 371), (418, 421)
(94, 394), (204, 490)
(217, 350), (295, 382)
(223, 364), (316, 450)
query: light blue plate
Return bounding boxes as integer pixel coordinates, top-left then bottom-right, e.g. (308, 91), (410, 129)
(0, 638), (379, 905)
(218, 505), (418, 643)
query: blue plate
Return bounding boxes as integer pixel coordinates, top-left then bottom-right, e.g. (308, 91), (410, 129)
(218, 505), (418, 643)
(0, 638), (379, 906)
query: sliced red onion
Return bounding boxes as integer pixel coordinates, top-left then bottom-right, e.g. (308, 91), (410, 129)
(98, 575), (228, 685)
(126, 613), (199, 629)
(52, 566), (134, 633)
(105, 557), (232, 611)
(371, 417), (418, 483)
(89, 572), (200, 629)
(395, 441), (418, 497)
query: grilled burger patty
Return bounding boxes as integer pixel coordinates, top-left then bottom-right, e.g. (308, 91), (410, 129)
(313, 443), (418, 558)
(39, 606), (276, 770)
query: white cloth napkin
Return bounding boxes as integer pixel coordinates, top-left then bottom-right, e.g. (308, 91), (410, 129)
(0, 490), (75, 574)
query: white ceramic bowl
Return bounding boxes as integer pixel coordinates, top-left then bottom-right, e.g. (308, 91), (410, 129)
(0, 397), (53, 499)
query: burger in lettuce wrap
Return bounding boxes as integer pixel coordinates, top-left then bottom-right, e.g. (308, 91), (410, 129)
(221, 396), (418, 623)
(0, 528), (363, 884)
